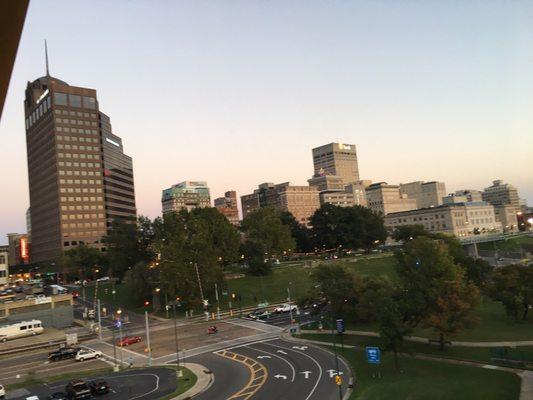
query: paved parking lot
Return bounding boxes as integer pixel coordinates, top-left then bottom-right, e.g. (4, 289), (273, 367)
(6, 367), (177, 400)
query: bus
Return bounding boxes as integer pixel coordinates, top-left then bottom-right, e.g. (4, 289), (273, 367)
(0, 320), (44, 342)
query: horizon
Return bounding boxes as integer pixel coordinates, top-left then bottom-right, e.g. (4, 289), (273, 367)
(1, 0), (532, 244)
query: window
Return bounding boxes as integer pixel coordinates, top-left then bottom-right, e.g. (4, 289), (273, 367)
(83, 96), (96, 109)
(54, 92), (68, 106)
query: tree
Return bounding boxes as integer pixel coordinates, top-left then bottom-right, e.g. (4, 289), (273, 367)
(392, 224), (429, 242)
(310, 264), (355, 318)
(395, 236), (480, 348)
(103, 216), (155, 281)
(241, 207), (295, 275)
(59, 244), (104, 279)
(280, 211), (314, 253)
(489, 264), (533, 321)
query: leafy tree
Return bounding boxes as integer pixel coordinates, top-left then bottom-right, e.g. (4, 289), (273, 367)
(489, 264), (533, 321)
(103, 216), (155, 281)
(59, 244), (104, 279)
(392, 224), (429, 242)
(310, 264), (355, 318)
(241, 207), (295, 275)
(280, 211), (314, 253)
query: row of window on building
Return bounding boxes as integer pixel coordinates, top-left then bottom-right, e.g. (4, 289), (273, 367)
(26, 96), (51, 129)
(59, 187), (103, 194)
(54, 92), (96, 109)
(61, 222), (105, 229)
(60, 196), (104, 204)
(55, 117), (98, 127)
(58, 161), (101, 168)
(61, 213), (104, 220)
(56, 127), (98, 134)
(57, 135), (99, 143)
(54, 109), (97, 118)
(58, 152), (100, 160)
(61, 204), (103, 211)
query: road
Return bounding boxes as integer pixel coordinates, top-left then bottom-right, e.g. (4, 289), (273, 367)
(188, 338), (351, 400)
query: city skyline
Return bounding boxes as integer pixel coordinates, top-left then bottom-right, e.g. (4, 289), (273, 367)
(1, 0), (533, 243)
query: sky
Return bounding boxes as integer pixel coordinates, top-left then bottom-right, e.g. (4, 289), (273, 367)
(1, 0), (532, 244)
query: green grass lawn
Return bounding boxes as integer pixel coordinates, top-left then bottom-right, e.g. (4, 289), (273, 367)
(325, 345), (521, 400)
(300, 333), (533, 368)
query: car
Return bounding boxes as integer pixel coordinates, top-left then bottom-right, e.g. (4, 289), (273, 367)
(26, 397), (40, 400)
(274, 303), (298, 313)
(48, 347), (79, 361)
(65, 380), (91, 399)
(96, 276), (110, 282)
(47, 392), (67, 400)
(89, 379), (110, 395)
(0, 383), (5, 399)
(117, 335), (142, 346)
(247, 309), (271, 320)
(75, 348), (103, 361)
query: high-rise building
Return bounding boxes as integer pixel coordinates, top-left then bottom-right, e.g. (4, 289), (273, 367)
(162, 181), (211, 214)
(312, 143), (360, 184)
(365, 182), (417, 215)
(482, 180), (520, 212)
(24, 63), (136, 263)
(214, 191), (240, 226)
(399, 181), (446, 209)
(0, 245), (8, 286)
(241, 182), (320, 225)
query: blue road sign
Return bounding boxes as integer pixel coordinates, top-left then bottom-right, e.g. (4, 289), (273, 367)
(366, 346), (381, 364)
(336, 318), (345, 334)
(114, 319), (122, 329)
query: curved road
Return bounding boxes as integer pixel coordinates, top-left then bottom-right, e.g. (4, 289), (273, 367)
(189, 338), (351, 400)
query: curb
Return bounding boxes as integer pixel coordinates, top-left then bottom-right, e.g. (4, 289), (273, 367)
(170, 362), (214, 400)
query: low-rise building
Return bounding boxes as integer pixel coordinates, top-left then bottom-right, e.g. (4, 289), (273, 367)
(162, 181), (211, 214)
(7, 233), (30, 267)
(366, 182), (417, 215)
(214, 191), (240, 226)
(494, 204), (518, 232)
(319, 191), (356, 207)
(385, 202), (502, 238)
(307, 175), (345, 191)
(399, 181), (446, 209)
(0, 293), (73, 328)
(0, 245), (8, 287)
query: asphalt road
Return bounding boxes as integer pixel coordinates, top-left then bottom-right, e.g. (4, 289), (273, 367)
(189, 338), (351, 400)
(7, 367), (177, 400)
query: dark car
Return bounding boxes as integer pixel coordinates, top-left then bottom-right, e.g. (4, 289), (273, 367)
(48, 392), (68, 400)
(48, 347), (79, 361)
(89, 379), (110, 395)
(247, 309), (271, 320)
(65, 380), (91, 399)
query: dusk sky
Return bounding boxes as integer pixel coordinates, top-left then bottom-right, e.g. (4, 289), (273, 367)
(1, 0), (532, 244)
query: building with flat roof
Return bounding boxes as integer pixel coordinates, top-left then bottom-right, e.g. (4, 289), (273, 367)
(241, 182), (320, 226)
(24, 66), (136, 262)
(6, 233), (29, 267)
(0, 245), (8, 287)
(399, 181), (446, 209)
(366, 182), (417, 215)
(162, 181), (211, 214)
(214, 191), (240, 226)
(312, 143), (360, 184)
(482, 180), (520, 212)
(307, 174), (345, 192)
(494, 204), (518, 232)
(385, 202), (502, 238)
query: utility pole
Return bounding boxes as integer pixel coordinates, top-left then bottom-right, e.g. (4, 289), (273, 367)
(215, 283), (221, 320)
(172, 301), (182, 384)
(287, 286), (294, 335)
(112, 324), (118, 372)
(97, 299), (102, 340)
(145, 311), (152, 367)
(194, 263), (205, 302)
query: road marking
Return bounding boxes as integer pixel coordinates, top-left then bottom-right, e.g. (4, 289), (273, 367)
(257, 355), (271, 359)
(277, 350), (288, 355)
(247, 345), (296, 382)
(292, 346), (308, 351)
(106, 373), (160, 400)
(274, 374), (287, 380)
(300, 371), (312, 379)
(264, 342), (323, 400)
(327, 369), (344, 378)
(214, 349), (268, 399)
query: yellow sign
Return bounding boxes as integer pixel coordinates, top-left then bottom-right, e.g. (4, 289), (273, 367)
(335, 375), (342, 386)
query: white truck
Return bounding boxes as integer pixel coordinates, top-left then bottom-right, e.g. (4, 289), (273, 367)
(0, 320), (44, 342)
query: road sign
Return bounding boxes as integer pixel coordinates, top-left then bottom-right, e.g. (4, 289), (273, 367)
(336, 318), (345, 334)
(366, 346), (381, 364)
(335, 375), (342, 386)
(114, 319), (122, 329)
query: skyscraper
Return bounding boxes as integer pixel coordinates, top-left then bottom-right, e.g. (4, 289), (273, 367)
(24, 56), (135, 263)
(311, 142), (360, 185)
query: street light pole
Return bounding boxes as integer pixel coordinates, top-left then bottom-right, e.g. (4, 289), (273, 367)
(215, 283), (221, 320)
(145, 311), (152, 367)
(171, 301), (182, 382)
(287, 286), (294, 335)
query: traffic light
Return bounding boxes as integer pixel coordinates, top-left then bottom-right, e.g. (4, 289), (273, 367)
(144, 300), (150, 307)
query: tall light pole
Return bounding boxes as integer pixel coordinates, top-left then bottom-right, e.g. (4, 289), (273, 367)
(287, 286), (294, 335)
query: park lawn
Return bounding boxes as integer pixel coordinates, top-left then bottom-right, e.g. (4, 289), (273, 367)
(478, 235), (533, 251)
(323, 345), (521, 400)
(159, 366), (197, 400)
(300, 333), (533, 367)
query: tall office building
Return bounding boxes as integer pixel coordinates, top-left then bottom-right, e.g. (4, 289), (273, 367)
(24, 62), (136, 263)
(399, 181), (446, 209)
(482, 180), (520, 211)
(162, 181), (211, 214)
(365, 182), (417, 215)
(312, 143), (360, 184)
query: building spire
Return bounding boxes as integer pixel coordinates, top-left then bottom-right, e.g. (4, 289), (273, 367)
(45, 39), (50, 77)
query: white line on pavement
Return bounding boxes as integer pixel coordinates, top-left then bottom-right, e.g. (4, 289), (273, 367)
(246, 345), (296, 382)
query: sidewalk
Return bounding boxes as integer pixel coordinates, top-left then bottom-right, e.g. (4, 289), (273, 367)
(303, 329), (533, 348)
(171, 362), (213, 400)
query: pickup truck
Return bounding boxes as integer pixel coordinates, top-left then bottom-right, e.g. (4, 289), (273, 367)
(48, 347), (79, 361)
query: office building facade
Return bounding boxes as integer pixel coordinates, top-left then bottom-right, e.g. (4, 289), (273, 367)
(162, 181), (211, 214)
(366, 182), (417, 215)
(24, 72), (136, 263)
(0, 245), (8, 286)
(482, 180), (520, 212)
(214, 191), (240, 225)
(399, 181), (446, 209)
(312, 143), (360, 184)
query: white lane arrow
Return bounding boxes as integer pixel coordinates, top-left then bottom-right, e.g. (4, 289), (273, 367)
(292, 346), (308, 351)
(327, 369), (344, 378)
(277, 350), (288, 355)
(300, 371), (312, 379)
(257, 355), (271, 359)
(274, 374), (288, 380)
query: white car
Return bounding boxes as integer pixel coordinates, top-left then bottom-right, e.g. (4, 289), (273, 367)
(274, 303), (298, 313)
(96, 276), (110, 282)
(75, 348), (103, 361)
(0, 383), (5, 399)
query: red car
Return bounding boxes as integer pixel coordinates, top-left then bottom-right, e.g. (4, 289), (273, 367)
(117, 336), (142, 346)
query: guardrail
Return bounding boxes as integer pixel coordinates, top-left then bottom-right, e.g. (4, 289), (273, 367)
(0, 332), (96, 356)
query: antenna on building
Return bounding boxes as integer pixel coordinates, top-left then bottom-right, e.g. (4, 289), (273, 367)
(45, 40), (50, 77)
